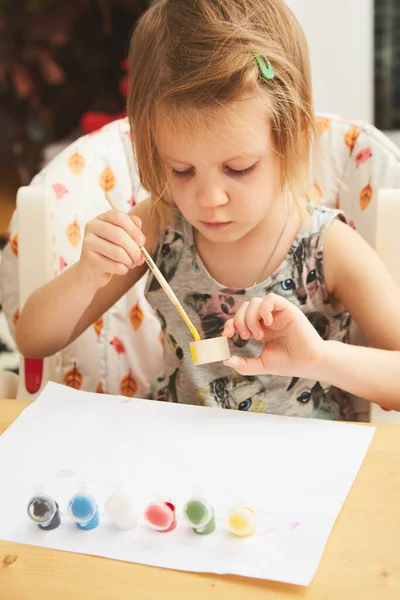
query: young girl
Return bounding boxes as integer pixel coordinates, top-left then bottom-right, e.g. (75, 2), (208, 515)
(16, 0), (400, 419)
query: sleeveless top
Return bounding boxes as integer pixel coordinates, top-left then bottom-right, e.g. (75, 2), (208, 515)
(144, 204), (355, 421)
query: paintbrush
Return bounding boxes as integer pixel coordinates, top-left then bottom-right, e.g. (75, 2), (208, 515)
(104, 193), (201, 342)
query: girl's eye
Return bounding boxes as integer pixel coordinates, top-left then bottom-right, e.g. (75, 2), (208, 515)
(225, 164), (256, 178)
(171, 164), (256, 179)
(172, 167), (195, 179)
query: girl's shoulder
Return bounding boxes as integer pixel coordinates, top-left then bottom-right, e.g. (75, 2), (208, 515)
(287, 203), (346, 264)
(307, 203), (346, 236)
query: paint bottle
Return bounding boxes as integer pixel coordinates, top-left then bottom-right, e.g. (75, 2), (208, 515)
(226, 503), (256, 538)
(68, 482), (99, 530)
(27, 484), (61, 530)
(144, 498), (177, 532)
(104, 483), (137, 530)
(183, 494), (216, 535)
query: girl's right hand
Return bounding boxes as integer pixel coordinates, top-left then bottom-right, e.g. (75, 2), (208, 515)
(77, 210), (146, 289)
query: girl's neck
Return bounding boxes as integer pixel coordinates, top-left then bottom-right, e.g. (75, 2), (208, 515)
(194, 202), (303, 289)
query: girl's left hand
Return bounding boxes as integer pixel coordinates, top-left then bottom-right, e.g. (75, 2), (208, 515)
(223, 293), (324, 379)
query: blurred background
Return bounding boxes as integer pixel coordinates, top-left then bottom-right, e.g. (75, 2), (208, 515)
(0, 0), (399, 235)
(0, 0), (150, 235)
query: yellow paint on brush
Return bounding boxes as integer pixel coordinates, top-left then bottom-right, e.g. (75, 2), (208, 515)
(190, 344), (198, 365)
(174, 304), (200, 341)
(190, 327), (201, 342)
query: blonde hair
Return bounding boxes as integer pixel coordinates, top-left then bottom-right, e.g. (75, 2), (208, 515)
(128, 0), (319, 224)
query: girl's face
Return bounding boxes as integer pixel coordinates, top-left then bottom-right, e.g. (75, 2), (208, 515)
(158, 99), (282, 244)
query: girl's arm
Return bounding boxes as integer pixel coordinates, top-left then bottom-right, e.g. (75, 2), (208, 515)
(15, 199), (159, 359)
(320, 218), (400, 407)
(324, 219), (400, 355)
(224, 219), (400, 408)
(315, 342), (400, 410)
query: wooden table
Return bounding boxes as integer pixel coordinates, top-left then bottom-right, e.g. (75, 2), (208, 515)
(1, 400), (400, 600)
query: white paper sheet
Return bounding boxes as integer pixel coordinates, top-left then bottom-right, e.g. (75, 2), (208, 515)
(0, 382), (375, 586)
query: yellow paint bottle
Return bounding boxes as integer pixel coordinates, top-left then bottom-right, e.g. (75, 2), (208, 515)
(227, 504), (256, 538)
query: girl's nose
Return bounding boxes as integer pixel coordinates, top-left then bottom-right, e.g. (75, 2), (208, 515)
(196, 180), (229, 208)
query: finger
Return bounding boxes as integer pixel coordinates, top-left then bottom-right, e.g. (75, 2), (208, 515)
(88, 253), (130, 277)
(244, 298), (264, 340)
(94, 221), (143, 264)
(86, 235), (135, 268)
(258, 293), (294, 328)
(262, 293), (294, 315)
(98, 210), (146, 246)
(224, 355), (268, 376)
(232, 302), (252, 340)
(88, 220), (143, 264)
(130, 214), (145, 265)
(130, 215), (142, 230)
(222, 318), (236, 338)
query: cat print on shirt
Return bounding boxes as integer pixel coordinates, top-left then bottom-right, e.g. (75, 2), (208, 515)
(151, 368), (180, 403)
(269, 232), (328, 306)
(156, 309), (184, 362)
(285, 377), (327, 417)
(145, 208), (354, 421)
(196, 371), (333, 418)
(184, 290), (246, 347)
(196, 371), (268, 412)
(306, 311), (330, 339)
(149, 229), (184, 291)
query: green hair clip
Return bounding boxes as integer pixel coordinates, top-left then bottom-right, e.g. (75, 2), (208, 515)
(254, 54), (275, 81)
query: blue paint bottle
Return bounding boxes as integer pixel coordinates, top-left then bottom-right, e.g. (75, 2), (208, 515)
(68, 482), (99, 530)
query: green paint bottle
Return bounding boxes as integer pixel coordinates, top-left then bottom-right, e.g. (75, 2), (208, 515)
(183, 498), (216, 535)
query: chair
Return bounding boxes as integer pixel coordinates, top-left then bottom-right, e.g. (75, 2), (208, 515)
(0, 114), (399, 423)
(0, 118), (163, 402)
(315, 114), (400, 423)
